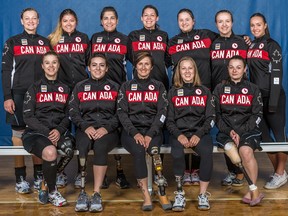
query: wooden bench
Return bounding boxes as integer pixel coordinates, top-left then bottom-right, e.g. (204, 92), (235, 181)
(1, 143), (287, 193)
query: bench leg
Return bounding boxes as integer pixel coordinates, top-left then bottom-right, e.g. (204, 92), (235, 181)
(146, 154), (153, 195)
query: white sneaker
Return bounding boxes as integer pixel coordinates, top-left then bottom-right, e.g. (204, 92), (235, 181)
(264, 171), (287, 189)
(15, 176), (31, 194)
(48, 189), (67, 207)
(191, 169), (200, 185)
(198, 192), (211, 210)
(33, 176), (42, 191)
(56, 172), (68, 188)
(89, 192), (103, 212)
(182, 172), (192, 186)
(75, 191), (89, 212)
(172, 190), (186, 212)
(221, 172), (236, 186)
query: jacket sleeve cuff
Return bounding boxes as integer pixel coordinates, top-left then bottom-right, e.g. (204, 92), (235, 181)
(194, 130), (204, 139)
(268, 105), (277, 113)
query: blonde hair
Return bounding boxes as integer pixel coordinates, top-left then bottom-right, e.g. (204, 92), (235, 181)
(173, 56), (201, 88)
(48, 9), (78, 47)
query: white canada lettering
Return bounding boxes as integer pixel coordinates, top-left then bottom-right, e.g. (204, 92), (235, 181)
(55, 93), (67, 103)
(99, 91), (113, 100)
(152, 42), (164, 50)
(236, 95), (251, 105)
(191, 40), (206, 49)
(21, 46), (34, 54)
(71, 43), (84, 52)
(107, 44), (120, 52)
(175, 97), (189, 106)
(211, 50), (225, 59)
(93, 44), (106, 52)
(83, 92), (97, 100)
(143, 92), (157, 102)
(55, 44), (69, 53)
(247, 50), (263, 58)
(191, 96), (205, 106)
(138, 42), (150, 50)
(39, 93), (53, 102)
(128, 92), (142, 102)
(176, 43), (190, 52)
(221, 95), (234, 104)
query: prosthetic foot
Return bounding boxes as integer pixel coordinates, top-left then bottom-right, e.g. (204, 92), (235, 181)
(151, 147), (172, 211)
(75, 157), (89, 212)
(38, 179), (48, 204)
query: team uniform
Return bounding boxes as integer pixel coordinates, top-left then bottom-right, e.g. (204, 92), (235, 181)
(69, 77), (120, 165)
(128, 28), (170, 90)
(22, 77), (70, 206)
(166, 83), (215, 211)
(168, 29), (218, 89)
(2, 31), (51, 128)
(167, 84), (215, 180)
(210, 33), (247, 90)
(117, 76), (167, 179)
(53, 30), (90, 90)
(213, 78), (263, 150)
(91, 30), (128, 85)
(210, 33), (247, 183)
(247, 35), (286, 143)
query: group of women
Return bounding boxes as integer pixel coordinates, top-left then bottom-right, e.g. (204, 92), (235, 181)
(1, 4), (286, 212)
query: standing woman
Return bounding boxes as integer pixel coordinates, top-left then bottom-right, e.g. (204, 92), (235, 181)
(247, 13), (287, 189)
(117, 52), (171, 211)
(127, 4), (170, 90)
(210, 10), (248, 186)
(22, 51), (70, 207)
(166, 56), (215, 211)
(69, 53), (120, 212)
(48, 8), (90, 90)
(48, 8), (90, 188)
(2, 8), (50, 193)
(90, 6), (130, 189)
(214, 55), (264, 206)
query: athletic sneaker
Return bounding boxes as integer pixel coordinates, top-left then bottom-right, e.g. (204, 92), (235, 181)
(221, 172), (236, 186)
(264, 171), (288, 189)
(154, 174), (168, 186)
(38, 187), (48, 204)
(182, 171), (192, 186)
(33, 176), (42, 191)
(198, 192), (211, 210)
(101, 175), (109, 189)
(15, 176), (31, 194)
(191, 169), (200, 185)
(231, 177), (245, 187)
(75, 191), (90, 212)
(48, 189), (67, 207)
(89, 192), (103, 212)
(56, 172), (68, 188)
(172, 190), (186, 212)
(116, 173), (130, 189)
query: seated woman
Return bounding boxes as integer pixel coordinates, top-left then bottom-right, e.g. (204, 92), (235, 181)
(117, 52), (171, 211)
(166, 56), (215, 211)
(213, 55), (264, 206)
(22, 51), (71, 207)
(69, 53), (120, 212)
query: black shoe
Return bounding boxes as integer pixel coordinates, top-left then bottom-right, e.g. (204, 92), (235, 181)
(116, 173), (130, 189)
(101, 175), (109, 189)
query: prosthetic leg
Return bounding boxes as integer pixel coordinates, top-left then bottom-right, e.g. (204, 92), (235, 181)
(114, 154), (130, 189)
(75, 157), (90, 212)
(224, 142), (264, 205)
(151, 147), (172, 210)
(172, 176), (186, 212)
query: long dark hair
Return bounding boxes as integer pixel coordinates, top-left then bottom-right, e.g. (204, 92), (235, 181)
(250, 12), (270, 37)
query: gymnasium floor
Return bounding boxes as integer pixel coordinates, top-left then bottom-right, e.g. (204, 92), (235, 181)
(0, 153), (288, 215)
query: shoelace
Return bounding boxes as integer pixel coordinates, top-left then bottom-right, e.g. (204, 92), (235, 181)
(174, 191), (185, 204)
(19, 177), (30, 187)
(199, 191), (211, 203)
